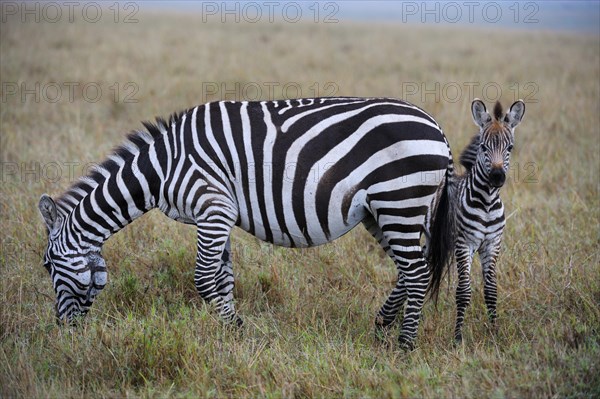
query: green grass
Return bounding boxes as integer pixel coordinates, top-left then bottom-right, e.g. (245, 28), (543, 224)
(1, 10), (599, 398)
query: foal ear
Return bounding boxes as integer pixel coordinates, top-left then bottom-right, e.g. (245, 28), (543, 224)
(38, 194), (58, 230)
(471, 98), (491, 128)
(504, 100), (526, 129)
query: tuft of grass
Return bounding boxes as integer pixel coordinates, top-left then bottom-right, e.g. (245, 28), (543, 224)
(1, 9), (599, 398)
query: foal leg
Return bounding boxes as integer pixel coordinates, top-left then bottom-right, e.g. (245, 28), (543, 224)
(479, 233), (503, 331)
(454, 242), (474, 343)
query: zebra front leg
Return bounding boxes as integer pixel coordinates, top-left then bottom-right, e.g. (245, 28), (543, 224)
(194, 211), (240, 326)
(454, 243), (473, 343)
(479, 235), (502, 331)
(214, 238), (243, 327)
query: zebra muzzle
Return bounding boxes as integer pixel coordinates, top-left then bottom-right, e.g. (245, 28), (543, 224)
(489, 168), (506, 188)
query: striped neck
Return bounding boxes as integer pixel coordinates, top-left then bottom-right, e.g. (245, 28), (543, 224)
(55, 127), (165, 249)
(466, 165), (501, 207)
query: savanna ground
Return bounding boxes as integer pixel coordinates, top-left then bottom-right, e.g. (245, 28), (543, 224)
(1, 7), (599, 398)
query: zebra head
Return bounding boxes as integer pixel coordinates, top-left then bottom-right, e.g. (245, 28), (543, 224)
(38, 194), (108, 325)
(470, 98), (526, 188)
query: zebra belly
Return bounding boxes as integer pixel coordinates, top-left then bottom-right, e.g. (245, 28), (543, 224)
(251, 218), (367, 248)
(242, 188), (369, 248)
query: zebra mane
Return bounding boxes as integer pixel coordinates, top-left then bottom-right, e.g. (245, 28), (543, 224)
(458, 134), (480, 172)
(55, 111), (185, 213)
(493, 101), (503, 121)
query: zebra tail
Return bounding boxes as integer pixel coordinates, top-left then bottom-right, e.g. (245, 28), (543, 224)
(426, 168), (456, 303)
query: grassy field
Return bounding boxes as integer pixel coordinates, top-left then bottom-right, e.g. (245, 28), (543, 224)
(1, 9), (599, 398)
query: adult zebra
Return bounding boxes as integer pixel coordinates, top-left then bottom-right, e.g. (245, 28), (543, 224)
(451, 99), (525, 343)
(38, 97), (455, 349)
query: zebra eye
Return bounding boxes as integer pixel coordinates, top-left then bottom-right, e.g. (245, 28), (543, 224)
(480, 143), (488, 151)
(507, 144), (514, 152)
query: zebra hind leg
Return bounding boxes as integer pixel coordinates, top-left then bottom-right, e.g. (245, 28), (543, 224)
(375, 222), (429, 351)
(363, 217), (407, 340)
(375, 273), (408, 346)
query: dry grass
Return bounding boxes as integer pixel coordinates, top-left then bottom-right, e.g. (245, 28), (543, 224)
(1, 10), (599, 398)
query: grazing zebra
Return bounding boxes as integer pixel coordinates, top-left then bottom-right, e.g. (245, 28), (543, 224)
(38, 97), (455, 349)
(452, 99), (525, 343)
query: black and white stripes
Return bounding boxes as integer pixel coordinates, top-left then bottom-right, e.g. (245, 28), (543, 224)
(451, 99), (525, 343)
(38, 97), (456, 349)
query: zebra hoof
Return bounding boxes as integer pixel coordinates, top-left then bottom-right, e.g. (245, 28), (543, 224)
(374, 315), (395, 343)
(398, 336), (415, 352)
(222, 315), (244, 332)
(235, 315), (244, 328)
(374, 324), (393, 344)
(454, 334), (463, 346)
(487, 313), (497, 325)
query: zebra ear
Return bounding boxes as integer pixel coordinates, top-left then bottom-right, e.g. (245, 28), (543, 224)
(38, 194), (58, 230)
(505, 100), (525, 129)
(471, 98), (491, 128)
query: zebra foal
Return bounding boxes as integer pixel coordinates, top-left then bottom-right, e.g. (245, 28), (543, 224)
(451, 99), (525, 343)
(37, 97), (455, 350)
